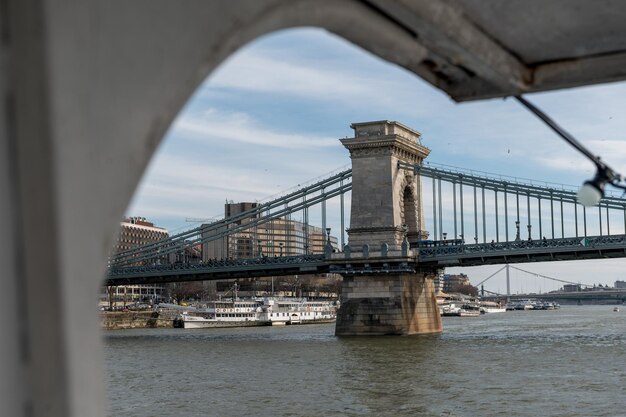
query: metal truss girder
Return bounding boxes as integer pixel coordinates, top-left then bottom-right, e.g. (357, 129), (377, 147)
(399, 162), (626, 209)
(110, 169), (351, 266)
(117, 183), (352, 267)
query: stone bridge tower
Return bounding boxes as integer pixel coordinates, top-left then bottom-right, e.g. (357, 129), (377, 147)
(341, 121), (429, 249)
(334, 121), (442, 336)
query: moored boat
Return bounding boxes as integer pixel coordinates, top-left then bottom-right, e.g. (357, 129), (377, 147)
(457, 309), (481, 317)
(180, 297), (337, 329)
(479, 301), (506, 314)
(458, 303), (481, 317)
(441, 303), (481, 317)
(441, 303), (461, 317)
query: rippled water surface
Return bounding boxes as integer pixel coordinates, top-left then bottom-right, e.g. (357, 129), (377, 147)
(104, 306), (626, 417)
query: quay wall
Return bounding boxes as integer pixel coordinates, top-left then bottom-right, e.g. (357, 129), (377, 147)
(101, 311), (174, 330)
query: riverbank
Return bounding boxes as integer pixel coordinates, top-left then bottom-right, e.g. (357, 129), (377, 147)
(101, 311), (175, 330)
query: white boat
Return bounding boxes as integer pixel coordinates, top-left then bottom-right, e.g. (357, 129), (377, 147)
(479, 301), (506, 314)
(509, 299), (534, 310)
(614, 306), (620, 312)
(458, 303), (481, 317)
(441, 303), (461, 316)
(180, 297), (337, 329)
(441, 303), (481, 317)
(457, 309), (481, 317)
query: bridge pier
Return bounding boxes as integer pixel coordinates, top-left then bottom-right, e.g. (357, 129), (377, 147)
(336, 120), (441, 336)
(336, 270), (441, 336)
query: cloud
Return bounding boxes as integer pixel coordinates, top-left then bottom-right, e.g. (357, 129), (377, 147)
(127, 144), (351, 231)
(126, 27), (626, 293)
(208, 52), (372, 100)
(171, 108), (337, 149)
(200, 31), (448, 119)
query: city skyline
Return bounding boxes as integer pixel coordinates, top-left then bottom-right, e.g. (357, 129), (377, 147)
(127, 27), (626, 293)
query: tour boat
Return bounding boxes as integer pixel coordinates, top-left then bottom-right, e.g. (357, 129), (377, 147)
(441, 303), (461, 317)
(441, 303), (481, 317)
(479, 301), (506, 314)
(457, 303), (481, 317)
(180, 297), (337, 329)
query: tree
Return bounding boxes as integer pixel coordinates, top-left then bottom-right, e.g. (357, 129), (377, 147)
(106, 286), (116, 310)
(168, 281), (206, 302)
(450, 282), (478, 297)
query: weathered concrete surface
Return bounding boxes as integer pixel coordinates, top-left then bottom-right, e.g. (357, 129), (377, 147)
(100, 312), (173, 330)
(3, 4), (429, 416)
(335, 272), (442, 336)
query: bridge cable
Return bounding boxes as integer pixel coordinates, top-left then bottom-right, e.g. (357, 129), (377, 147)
(474, 265), (507, 287)
(508, 265), (594, 288)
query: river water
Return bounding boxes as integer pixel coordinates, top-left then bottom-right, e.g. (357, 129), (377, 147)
(104, 305), (625, 417)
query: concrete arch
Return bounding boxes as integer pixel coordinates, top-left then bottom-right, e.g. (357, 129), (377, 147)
(2, 2), (432, 417)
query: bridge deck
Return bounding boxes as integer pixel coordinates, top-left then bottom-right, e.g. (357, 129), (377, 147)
(105, 235), (626, 285)
(106, 255), (329, 285)
(415, 234), (626, 267)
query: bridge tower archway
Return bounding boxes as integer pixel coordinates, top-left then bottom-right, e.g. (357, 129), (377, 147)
(400, 176), (428, 241)
(402, 183), (418, 235)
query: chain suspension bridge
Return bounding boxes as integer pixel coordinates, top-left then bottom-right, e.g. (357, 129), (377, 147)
(107, 161), (626, 284)
(106, 121), (626, 335)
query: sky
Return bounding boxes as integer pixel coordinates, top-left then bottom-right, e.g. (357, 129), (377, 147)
(126, 28), (626, 294)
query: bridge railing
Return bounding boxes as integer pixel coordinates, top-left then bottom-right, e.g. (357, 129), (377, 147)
(416, 234), (626, 258)
(108, 254), (327, 278)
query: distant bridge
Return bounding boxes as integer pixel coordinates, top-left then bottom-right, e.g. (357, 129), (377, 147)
(508, 290), (626, 304)
(474, 264), (626, 304)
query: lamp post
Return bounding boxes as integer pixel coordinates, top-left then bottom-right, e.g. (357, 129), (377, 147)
(515, 221), (520, 241)
(279, 242), (283, 257)
(325, 228), (332, 256)
(527, 224), (532, 241)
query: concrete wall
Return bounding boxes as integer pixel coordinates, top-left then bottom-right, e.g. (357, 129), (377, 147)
(101, 312), (174, 330)
(1, 2), (435, 416)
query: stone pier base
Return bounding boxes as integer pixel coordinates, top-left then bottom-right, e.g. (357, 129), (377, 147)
(335, 272), (442, 336)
